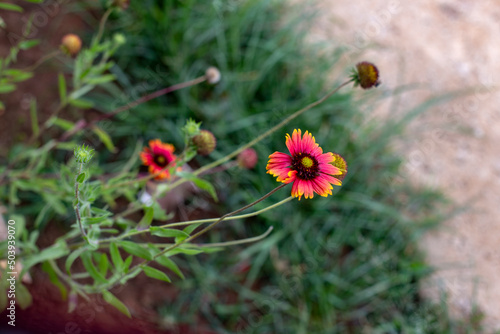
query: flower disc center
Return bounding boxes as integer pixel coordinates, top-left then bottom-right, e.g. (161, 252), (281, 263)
(292, 153), (319, 180)
(301, 156), (314, 168)
(154, 154), (168, 167)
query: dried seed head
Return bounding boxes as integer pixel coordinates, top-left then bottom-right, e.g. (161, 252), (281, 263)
(351, 61), (380, 89)
(205, 66), (221, 84)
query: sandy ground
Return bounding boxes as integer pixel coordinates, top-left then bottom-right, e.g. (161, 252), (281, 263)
(309, 0), (500, 330)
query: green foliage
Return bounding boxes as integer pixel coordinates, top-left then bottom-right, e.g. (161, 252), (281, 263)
(0, 0), (484, 332)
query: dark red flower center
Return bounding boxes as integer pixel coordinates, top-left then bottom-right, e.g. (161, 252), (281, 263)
(291, 152), (319, 180)
(153, 154), (170, 168)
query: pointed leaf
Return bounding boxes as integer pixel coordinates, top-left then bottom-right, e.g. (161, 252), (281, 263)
(118, 241), (153, 260)
(42, 261), (67, 300)
(91, 126), (116, 152)
(155, 256), (184, 279)
(177, 171), (218, 201)
(102, 291), (131, 318)
(80, 252), (107, 284)
(143, 266), (171, 283)
(137, 206), (154, 231)
(0, 3), (23, 12)
(109, 242), (123, 271)
(76, 172), (86, 183)
(19, 39), (40, 50)
(16, 284), (32, 309)
(150, 227), (189, 239)
(97, 253), (109, 277)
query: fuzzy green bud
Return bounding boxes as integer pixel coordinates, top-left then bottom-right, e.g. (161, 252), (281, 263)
(183, 119), (201, 137)
(113, 33), (126, 46)
(74, 144), (95, 164)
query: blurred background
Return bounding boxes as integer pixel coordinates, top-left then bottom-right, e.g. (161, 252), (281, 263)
(0, 0), (498, 333)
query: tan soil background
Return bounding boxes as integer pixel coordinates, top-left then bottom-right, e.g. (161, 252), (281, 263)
(309, 0), (500, 331)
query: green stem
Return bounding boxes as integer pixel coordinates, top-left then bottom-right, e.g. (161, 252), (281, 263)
(137, 226), (274, 248)
(103, 79), (353, 222)
(21, 50), (61, 72)
(89, 183), (289, 292)
(93, 7), (113, 46)
(166, 79), (353, 193)
(59, 76), (207, 142)
(70, 196), (293, 249)
(74, 163), (87, 242)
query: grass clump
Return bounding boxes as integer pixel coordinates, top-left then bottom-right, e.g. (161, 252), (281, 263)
(92, 0), (485, 333)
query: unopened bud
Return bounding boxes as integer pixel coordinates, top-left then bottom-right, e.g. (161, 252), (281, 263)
(237, 148), (258, 169)
(192, 130), (216, 156)
(61, 34), (82, 56)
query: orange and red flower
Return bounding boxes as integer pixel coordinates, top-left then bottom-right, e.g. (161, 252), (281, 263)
(266, 129), (343, 200)
(140, 139), (177, 180)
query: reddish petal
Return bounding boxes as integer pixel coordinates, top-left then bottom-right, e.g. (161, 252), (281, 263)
(320, 174), (342, 186)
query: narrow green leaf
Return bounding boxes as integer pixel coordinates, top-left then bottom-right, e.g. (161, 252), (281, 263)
(80, 252), (107, 284)
(50, 117), (74, 131)
(97, 253), (109, 277)
(22, 241), (69, 277)
(69, 98), (94, 109)
(118, 241), (153, 260)
(76, 173), (85, 183)
(65, 247), (88, 274)
(177, 171), (218, 201)
(91, 126), (116, 152)
(0, 3), (23, 12)
(0, 83), (16, 94)
(155, 256), (184, 279)
(16, 284), (32, 310)
(143, 266), (171, 283)
(58, 73), (67, 103)
(137, 206), (154, 231)
(123, 255), (133, 273)
(85, 74), (116, 85)
(19, 39), (40, 50)
(165, 247), (204, 256)
(41, 261), (67, 300)
(150, 227), (189, 239)
(69, 85), (94, 100)
(4, 69), (33, 82)
(183, 223), (201, 235)
(109, 242), (123, 271)
(102, 291), (131, 318)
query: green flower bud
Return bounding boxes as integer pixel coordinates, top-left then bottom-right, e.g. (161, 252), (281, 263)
(74, 144), (95, 164)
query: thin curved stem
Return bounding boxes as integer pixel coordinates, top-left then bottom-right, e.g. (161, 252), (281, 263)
(74, 163), (88, 241)
(21, 50), (61, 72)
(88, 183), (289, 292)
(71, 196), (293, 249)
(94, 8), (113, 46)
(59, 75), (207, 142)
